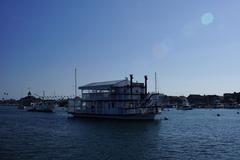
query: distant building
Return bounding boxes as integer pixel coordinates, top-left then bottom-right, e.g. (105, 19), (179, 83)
(19, 91), (41, 106)
(168, 96), (180, 106)
(224, 92), (240, 104)
(204, 95), (221, 107)
(187, 94), (205, 107)
(156, 94), (169, 106)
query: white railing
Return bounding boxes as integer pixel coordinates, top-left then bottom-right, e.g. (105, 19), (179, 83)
(73, 106), (160, 115)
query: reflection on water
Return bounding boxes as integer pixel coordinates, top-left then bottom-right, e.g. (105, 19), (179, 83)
(1, 106), (240, 160)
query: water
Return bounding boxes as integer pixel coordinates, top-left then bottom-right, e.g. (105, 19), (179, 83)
(1, 106), (240, 160)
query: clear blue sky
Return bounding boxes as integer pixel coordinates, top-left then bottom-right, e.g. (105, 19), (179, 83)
(1, 0), (240, 99)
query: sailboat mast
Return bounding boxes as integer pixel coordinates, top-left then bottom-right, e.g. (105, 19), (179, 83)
(75, 68), (77, 98)
(155, 72), (157, 93)
(43, 90), (45, 100)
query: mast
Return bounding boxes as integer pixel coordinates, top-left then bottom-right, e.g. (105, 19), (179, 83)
(75, 68), (77, 98)
(74, 68), (77, 112)
(53, 89), (56, 100)
(155, 72), (157, 93)
(43, 90), (45, 100)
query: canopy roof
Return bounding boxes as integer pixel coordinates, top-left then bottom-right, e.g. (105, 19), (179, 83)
(79, 79), (129, 90)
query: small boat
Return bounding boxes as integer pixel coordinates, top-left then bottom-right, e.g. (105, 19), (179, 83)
(176, 96), (192, 110)
(25, 101), (55, 112)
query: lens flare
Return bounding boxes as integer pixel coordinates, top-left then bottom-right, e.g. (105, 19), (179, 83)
(201, 12), (214, 25)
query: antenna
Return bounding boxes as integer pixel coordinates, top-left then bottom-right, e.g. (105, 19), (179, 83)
(75, 68), (77, 98)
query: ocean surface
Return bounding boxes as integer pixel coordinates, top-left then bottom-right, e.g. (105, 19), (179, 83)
(1, 106), (240, 160)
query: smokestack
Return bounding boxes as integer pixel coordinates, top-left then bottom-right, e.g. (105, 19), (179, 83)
(130, 74), (133, 96)
(144, 75), (148, 95)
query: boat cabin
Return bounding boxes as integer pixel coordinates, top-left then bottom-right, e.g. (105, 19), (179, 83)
(78, 75), (147, 110)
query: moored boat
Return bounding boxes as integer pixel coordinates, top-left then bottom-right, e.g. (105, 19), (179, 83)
(176, 96), (192, 110)
(68, 75), (162, 120)
(25, 101), (55, 112)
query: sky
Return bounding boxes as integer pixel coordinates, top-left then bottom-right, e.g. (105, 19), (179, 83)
(1, 0), (240, 99)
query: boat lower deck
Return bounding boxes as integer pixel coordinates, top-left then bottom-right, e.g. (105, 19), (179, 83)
(70, 112), (161, 120)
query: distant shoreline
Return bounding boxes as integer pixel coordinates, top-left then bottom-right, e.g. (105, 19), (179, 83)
(1, 104), (240, 110)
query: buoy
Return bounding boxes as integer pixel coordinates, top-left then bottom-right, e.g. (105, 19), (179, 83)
(217, 114), (220, 117)
(164, 117), (168, 120)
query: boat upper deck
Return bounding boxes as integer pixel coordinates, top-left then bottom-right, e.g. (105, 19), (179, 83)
(79, 79), (128, 90)
(79, 78), (146, 101)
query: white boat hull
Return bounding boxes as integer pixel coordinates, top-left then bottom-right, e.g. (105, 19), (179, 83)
(70, 112), (161, 120)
